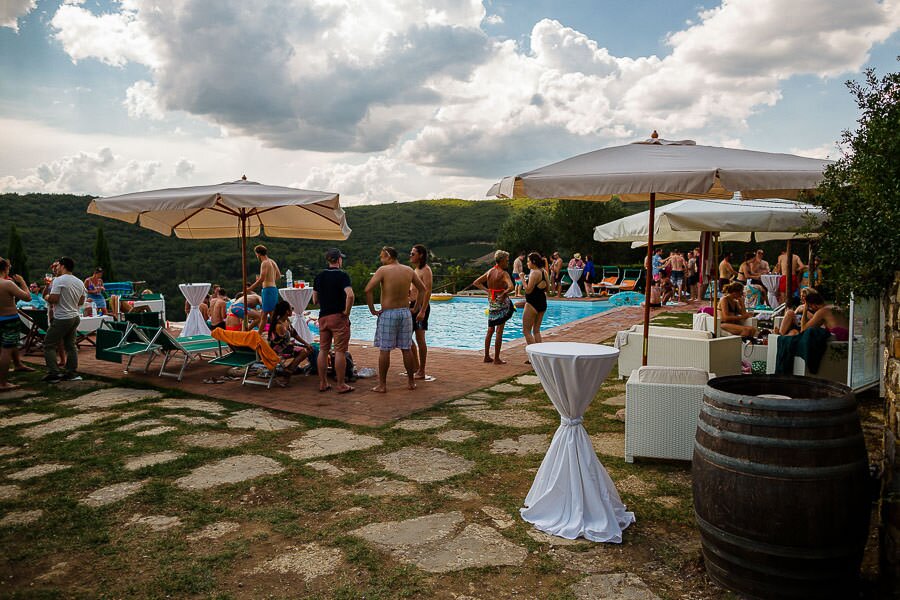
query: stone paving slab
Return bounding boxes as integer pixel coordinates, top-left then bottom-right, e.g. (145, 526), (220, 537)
(174, 455), (284, 490)
(527, 529), (591, 546)
(377, 447), (473, 483)
(113, 410), (150, 421)
(8, 463), (71, 480)
(0, 412), (55, 428)
(447, 399), (489, 408)
(488, 383), (524, 394)
(0, 446), (19, 457)
(124, 451), (186, 471)
(250, 543), (343, 581)
(480, 506), (515, 529)
(339, 477), (418, 497)
(115, 419), (165, 432)
(187, 521), (241, 541)
(466, 392), (496, 401)
(178, 432), (254, 449)
(571, 573), (661, 600)
(414, 523), (527, 573)
(503, 397), (534, 406)
(392, 417), (450, 431)
(461, 409), (552, 429)
(305, 461), (355, 477)
(602, 394), (626, 407)
(489, 434), (550, 456)
(225, 409), (298, 431)
(127, 514), (183, 531)
(154, 398), (228, 414)
(0, 484), (22, 500)
(436, 430), (476, 443)
(61, 388), (162, 410)
(439, 486), (479, 501)
(164, 414), (217, 426)
(282, 427), (382, 461)
(0, 389), (41, 400)
(81, 480), (146, 507)
(20, 411), (116, 439)
(514, 374), (542, 386)
(0, 509), (43, 527)
(134, 426), (178, 437)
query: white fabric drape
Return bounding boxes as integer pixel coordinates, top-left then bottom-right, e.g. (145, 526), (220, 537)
(760, 274), (782, 308)
(564, 268), (584, 298)
(179, 283), (211, 337)
(279, 287), (315, 343)
(522, 342), (635, 542)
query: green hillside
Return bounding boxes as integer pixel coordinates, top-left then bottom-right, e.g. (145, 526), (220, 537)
(0, 194), (521, 317)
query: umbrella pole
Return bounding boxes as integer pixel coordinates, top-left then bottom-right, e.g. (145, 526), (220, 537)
(241, 209), (249, 331)
(713, 233), (720, 337)
(641, 192), (656, 366)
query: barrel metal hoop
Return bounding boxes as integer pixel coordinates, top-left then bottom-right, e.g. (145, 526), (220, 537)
(696, 419), (865, 450)
(700, 403), (857, 428)
(695, 513), (863, 561)
(704, 385), (855, 412)
(693, 443), (866, 478)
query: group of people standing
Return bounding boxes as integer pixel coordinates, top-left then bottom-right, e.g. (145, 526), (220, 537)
(511, 251), (597, 298)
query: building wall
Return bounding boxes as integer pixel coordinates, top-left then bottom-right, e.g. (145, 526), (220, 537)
(883, 271), (900, 589)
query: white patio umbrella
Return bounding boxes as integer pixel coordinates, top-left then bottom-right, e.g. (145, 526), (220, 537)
(88, 177), (351, 328)
(489, 133), (832, 364)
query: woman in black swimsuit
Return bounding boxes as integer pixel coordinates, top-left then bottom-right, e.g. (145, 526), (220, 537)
(522, 252), (549, 346)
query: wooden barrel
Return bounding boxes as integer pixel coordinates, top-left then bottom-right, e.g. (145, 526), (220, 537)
(693, 374), (870, 600)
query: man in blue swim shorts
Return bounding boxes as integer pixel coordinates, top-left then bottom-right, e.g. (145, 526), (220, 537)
(365, 246), (426, 393)
(249, 244), (281, 332)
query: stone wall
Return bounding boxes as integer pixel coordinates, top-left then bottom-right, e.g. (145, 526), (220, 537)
(882, 271), (900, 590)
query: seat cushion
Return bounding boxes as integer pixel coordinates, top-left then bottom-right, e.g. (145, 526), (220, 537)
(634, 366), (710, 385)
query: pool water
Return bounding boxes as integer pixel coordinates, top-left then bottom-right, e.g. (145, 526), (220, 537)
(309, 297), (614, 351)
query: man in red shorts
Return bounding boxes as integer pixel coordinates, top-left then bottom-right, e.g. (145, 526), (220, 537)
(313, 248), (354, 394)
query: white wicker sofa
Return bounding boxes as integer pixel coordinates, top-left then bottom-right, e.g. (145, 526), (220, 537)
(625, 366), (712, 462)
(616, 324), (742, 379)
(765, 333), (849, 384)
(692, 313), (758, 337)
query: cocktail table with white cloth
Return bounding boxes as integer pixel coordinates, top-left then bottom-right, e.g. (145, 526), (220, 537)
(279, 287), (315, 343)
(564, 267), (584, 298)
(760, 274), (782, 308)
(178, 283), (211, 338)
(522, 342), (635, 542)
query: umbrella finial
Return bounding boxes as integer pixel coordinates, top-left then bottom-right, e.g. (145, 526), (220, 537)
(241, 174), (247, 180)
(650, 130), (659, 139)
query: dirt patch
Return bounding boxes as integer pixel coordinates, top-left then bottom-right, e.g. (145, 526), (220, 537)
(249, 543), (343, 582)
(174, 455), (284, 490)
(615, 475), (656, 497)
(377, 447), (473, 483)
(187, 521), (241, 541)
(590, 432), (626, 458)
(527, 529), (591, 546)
(55, 380), (112, 391)
(654, 496), (682, 509)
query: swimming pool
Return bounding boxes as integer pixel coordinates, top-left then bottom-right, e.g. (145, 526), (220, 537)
(309, 297), (615, 351)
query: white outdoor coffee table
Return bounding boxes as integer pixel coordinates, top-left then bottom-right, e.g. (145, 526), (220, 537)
(522, 342), (635, 542)
(179, 283), (211, 338)
(564, 267), (584, 298)
(279, 287), (315, 343)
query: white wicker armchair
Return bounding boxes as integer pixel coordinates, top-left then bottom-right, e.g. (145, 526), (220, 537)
(616, 325), (741, 379)
(625, 366), (712, 463)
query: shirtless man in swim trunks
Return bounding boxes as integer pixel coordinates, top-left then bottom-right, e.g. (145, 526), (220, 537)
(0, 258), (34, 391)
(667, 250), (686, 300)
(249, 245), (281, 332)
(774, 250), (805, 304)
(408, 244), (432, 380)
(550, 252), (563, 296)
(472, 250), (515, 364)
(365, 246), (426, 393)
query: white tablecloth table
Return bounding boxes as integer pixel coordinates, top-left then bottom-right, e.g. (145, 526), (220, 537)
(523, 342), (635, 542)
(279, 287), (315, 343)
(564, 267), (585, 298)
(77, 315), (113, 333)
(179, 283), (211, 338)
(760, 274), (782, 308)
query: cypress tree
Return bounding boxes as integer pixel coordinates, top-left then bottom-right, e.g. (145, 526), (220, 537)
(6, 224), (28, 282)
(94, 226), (114, 281)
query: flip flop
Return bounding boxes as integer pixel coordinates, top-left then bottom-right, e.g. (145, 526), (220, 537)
(337, 386), (354, 394)
(319, 385), (332, 392)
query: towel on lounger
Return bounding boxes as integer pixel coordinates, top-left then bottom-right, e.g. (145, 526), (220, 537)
(210, 328), (280, 370)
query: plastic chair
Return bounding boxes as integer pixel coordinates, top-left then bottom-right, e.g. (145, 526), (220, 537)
(148, 327), (223, 381)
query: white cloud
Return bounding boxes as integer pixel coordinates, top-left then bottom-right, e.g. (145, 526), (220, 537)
(0, 0), (35, 31)
(484, 14), (503, 25)
(790, 142), (842, 160)
(297, 155), (418, 205)
(0, 147), (162, 196)
(174, 157), (195, 178)
(124, 80), (164, 120)
(50, 4), (160, 68)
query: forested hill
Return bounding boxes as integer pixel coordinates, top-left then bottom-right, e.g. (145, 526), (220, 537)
(0, 193), (521, 315)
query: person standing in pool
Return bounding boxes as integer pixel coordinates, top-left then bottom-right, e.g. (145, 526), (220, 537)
(365, 247), (426, 393)
(248, 244), (281, 332)
(408, 244), (432, 381)
(472, 250), (515, 364)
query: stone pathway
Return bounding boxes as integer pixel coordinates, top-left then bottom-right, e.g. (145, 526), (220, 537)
(127, 514), (182, 531)
(20, 412), (116, 439)
(187, 521), (240, 541)
(250, 543), (343, 581)
(134, 426), (178, 437)
(377, 447), (473, 483)
(436, 430), (476, 443)
(225, 409), (298, 431)
(571, 573), (660, 600)
(124, 451), (185, 471)
(115, 419), (165, 432)
(305, 461), (355, 477)
(174, 455), (284, 490)
(339, 477), (418, 497)
(488, 383), (524, 394)
(0, 509), (43, 527)
(603, 394), (626, 407)
(392, 417), (450, 431)
(351, 511), (526, 573)
(154, 399), (227, 414)
(447, 399), (488, 408)
(0, 484), (22, 500)
(82, 481), (146, 507)
(7, 463), (71, 480)
(0, 412), (55, 428)
(461, 409), (551, 429)
(61, 388), (163, 410)
(282, 427), (382, 460)
(489, 434), (550, 456)
(179, 432), (254, 449)
(514, 375), (541, 386)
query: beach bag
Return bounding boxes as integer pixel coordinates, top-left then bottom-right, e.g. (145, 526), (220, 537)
(328, 351), (357, 382)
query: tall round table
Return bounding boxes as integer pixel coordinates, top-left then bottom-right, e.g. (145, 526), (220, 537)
(522, 342), (635, 542)
(760, 274), (782, 308)
(178, 283), (211, 338)
(564, 267), (584, 298)
(279, 287), (315, 343)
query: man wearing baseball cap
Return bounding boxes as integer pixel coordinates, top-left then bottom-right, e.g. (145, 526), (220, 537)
(312, 248), (354, 393)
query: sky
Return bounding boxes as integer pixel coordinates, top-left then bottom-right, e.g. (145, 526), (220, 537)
(1, 0), (898, 205)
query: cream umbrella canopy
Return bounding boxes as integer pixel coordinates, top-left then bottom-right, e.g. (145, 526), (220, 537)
(488, 134), (832, 365)
(88, 177), (350, 327)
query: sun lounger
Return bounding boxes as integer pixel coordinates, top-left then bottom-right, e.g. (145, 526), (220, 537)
(208, 329), (284, 389)
(97, 321), (161, 374)
(615, 268), (642, 292)
(592, 266), (622, 295)
(138, 326), (223, 382)
(18, 308), (48, 355)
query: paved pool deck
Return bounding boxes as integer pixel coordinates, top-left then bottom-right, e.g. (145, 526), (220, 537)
(74, 301), (697, 427)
